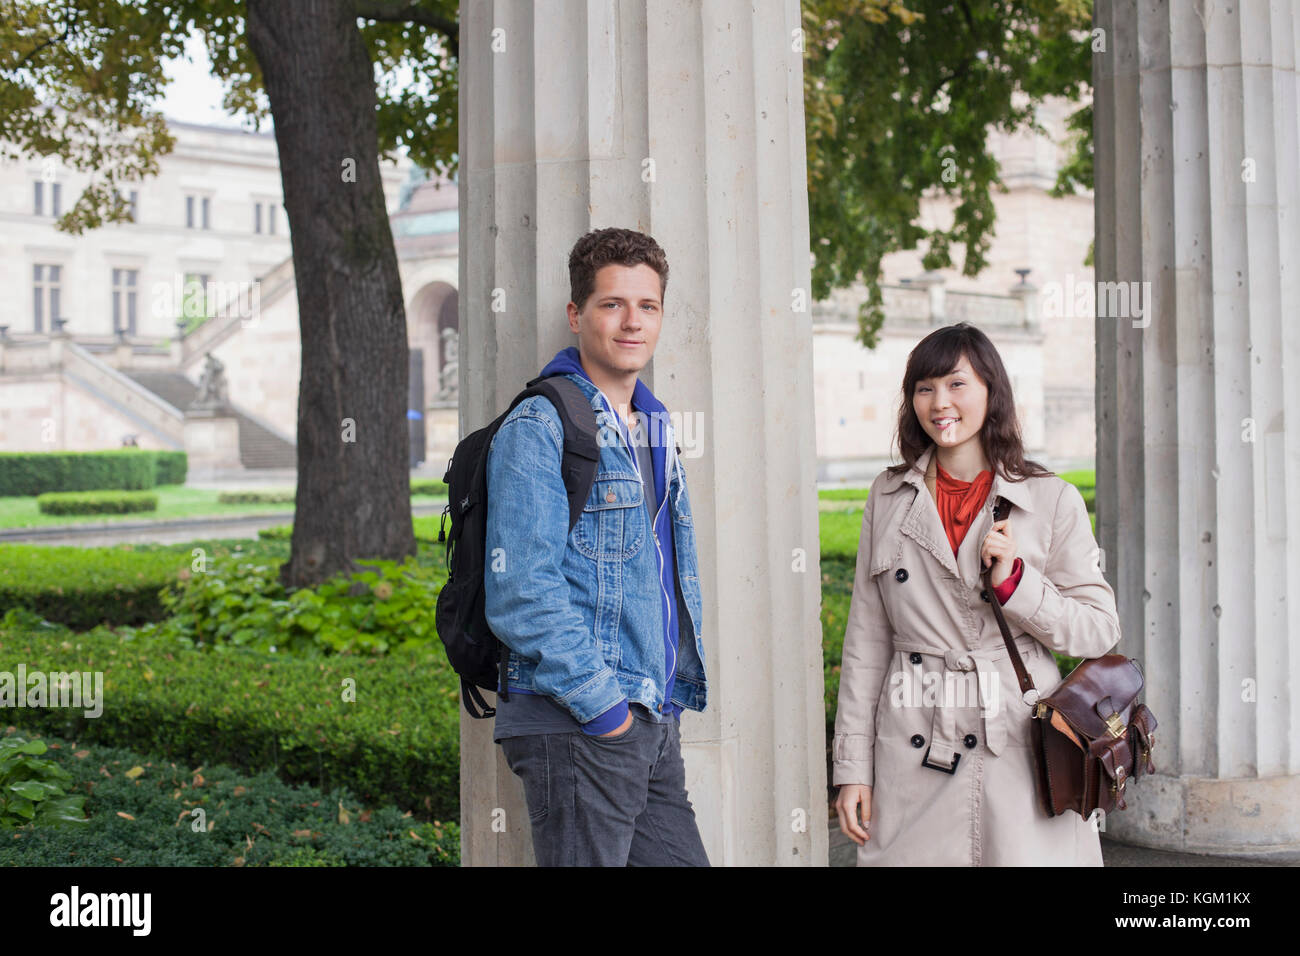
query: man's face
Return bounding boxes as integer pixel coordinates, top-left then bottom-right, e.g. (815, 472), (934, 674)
(567, 263), (663, 378)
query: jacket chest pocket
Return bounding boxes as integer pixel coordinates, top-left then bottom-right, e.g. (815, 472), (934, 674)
(574, 475), (646, 559)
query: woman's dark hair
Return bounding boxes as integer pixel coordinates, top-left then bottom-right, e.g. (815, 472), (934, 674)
(886, 322), (1053, 483)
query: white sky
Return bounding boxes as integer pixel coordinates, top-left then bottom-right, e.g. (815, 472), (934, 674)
(158, 33), (262, 130)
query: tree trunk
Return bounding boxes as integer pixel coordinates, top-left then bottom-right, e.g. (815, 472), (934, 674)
(246, 0), (416, 588)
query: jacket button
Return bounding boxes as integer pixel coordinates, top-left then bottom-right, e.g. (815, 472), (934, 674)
(895, 568), (909, 583)
(980, 589), (990, 602)
(910, 734), (925, 748)
(964, 734), (978, 749)
(605, 490), (617, 503)
(909, 652), (923, 665)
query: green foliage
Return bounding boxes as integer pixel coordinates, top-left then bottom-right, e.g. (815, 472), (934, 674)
(1, 0), (459, 234)
(264, 515), (448, 545)
(151, 555), (446, 657)
(409, 478), (448, 496)
(0, 733), (87, 829)
(0, 731), (458, 866)
(819, 508), (867, 560)
(0, 449), (164, 496)
(802, 0), (1095, 345)
(0, 617), (461, 819)
(1057, 468), (1095, 489)
(153, 451), (188, 485)
(37, 489), (158, 516)
(0, 543), (189, 629)
(217, 490), (295, 505)
(818, 487), (872, 501)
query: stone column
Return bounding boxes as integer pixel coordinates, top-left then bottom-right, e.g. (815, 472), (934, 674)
(458, 0), (825, 865)
(1094, 0), (1300, 858)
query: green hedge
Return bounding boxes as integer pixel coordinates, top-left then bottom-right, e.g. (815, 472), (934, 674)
(0, 450), (187, 496)
(0, 544), (189, 629)
(217, 490), (295, 505)
(154, 451), (188, 486)
(36, 490), (159, 516)
(0, 616), (461, 820)
(410, 479), (448, 496)
(0, 730), (458, 866)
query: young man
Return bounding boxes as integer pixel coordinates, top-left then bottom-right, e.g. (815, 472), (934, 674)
(483, 227), (710, 866)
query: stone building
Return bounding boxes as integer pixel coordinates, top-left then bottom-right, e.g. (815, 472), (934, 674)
(1, 103), (1099, 483)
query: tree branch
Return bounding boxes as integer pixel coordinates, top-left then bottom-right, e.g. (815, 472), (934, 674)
(352, 1), (459, 58)
(4, 8), (78, 77)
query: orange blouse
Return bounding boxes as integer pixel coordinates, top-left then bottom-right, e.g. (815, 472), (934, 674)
(935, 463), (993, 554)
(935, 462), (1022, 601)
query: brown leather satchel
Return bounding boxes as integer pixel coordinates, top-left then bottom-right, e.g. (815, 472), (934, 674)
(982, 496), (1158, 819)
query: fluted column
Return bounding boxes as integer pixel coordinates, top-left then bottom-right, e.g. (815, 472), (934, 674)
(1095, 0), (1300, 858)
(458, 0), (825, 866)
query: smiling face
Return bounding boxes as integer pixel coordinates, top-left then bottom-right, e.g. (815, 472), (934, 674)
(912, 352), (989, 451)
(566, 263), (663, 378)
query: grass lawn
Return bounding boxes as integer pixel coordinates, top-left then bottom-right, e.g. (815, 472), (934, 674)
(0, 485), (448, 530)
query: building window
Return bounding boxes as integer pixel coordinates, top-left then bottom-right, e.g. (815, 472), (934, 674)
(201, 196), (210, 230)
(111, 268), (138, 335)
(186, 195), (194, 228)
(254, 202), (262, 234)
(51, 183), (61, 217)
(268, 203), (276, 235)
(33, 264), (62, 333)
(33, 181), (43, 216)
(125, 189), (139, 221)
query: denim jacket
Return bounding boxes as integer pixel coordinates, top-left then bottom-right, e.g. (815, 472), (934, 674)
(483, 353), (708, 728)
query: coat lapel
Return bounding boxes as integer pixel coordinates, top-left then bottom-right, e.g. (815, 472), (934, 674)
(885, 445), (1040, 589)
(895, 447), (961, 581)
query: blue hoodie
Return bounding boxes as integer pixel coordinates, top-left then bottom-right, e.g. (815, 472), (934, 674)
(535, 346), (685, 729)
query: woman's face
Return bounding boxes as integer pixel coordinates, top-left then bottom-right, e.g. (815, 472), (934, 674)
(912, 353), (989, 452)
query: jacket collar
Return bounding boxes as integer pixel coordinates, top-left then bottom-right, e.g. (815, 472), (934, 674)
(877, 445), (1036, 515)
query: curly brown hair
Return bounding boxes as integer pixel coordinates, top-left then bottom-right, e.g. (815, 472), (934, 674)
(886, 322), (1054, 483)
(568, 227), (669, 311)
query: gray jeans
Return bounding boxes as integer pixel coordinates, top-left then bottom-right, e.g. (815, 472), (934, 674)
(499, 704), (711, 866)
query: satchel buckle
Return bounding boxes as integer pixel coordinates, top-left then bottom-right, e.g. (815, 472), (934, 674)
(1111, 765), (1128, 798)
(1104, 711), (1125, 738)
(921, 745), (961, 774)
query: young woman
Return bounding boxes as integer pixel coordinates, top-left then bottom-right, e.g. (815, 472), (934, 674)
(832, 322), (1120, 866)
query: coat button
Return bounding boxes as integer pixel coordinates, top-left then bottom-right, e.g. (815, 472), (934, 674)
(964, 734), (978, 749)
(910, 734), (925, 748)
(980, 589), (990, 602)
(909, 652), (923, 665)
(605, 490), (617, 503)
(895, 568), (909, 583)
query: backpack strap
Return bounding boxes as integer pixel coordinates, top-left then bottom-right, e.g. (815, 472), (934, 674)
(519, 375), (600, 533)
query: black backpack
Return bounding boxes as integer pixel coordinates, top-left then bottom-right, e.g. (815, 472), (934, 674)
(435, 375), (599, 718)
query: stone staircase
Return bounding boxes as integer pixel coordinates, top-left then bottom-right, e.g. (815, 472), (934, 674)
(125, 370), (297, 470)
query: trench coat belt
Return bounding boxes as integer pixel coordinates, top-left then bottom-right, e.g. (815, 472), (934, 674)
(892, 640), (1011, 767)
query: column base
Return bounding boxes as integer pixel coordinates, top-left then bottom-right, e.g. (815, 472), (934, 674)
(1102, 772), (1300, 862)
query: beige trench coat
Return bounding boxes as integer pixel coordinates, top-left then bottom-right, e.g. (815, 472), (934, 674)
(832, 445), (1120, 866)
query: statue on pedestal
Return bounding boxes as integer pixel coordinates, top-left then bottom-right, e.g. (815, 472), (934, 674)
(189, 352), (231, 412)
(436, 327), (459, 401)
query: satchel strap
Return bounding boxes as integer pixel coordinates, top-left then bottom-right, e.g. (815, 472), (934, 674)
(983, 495), (1039, 702)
